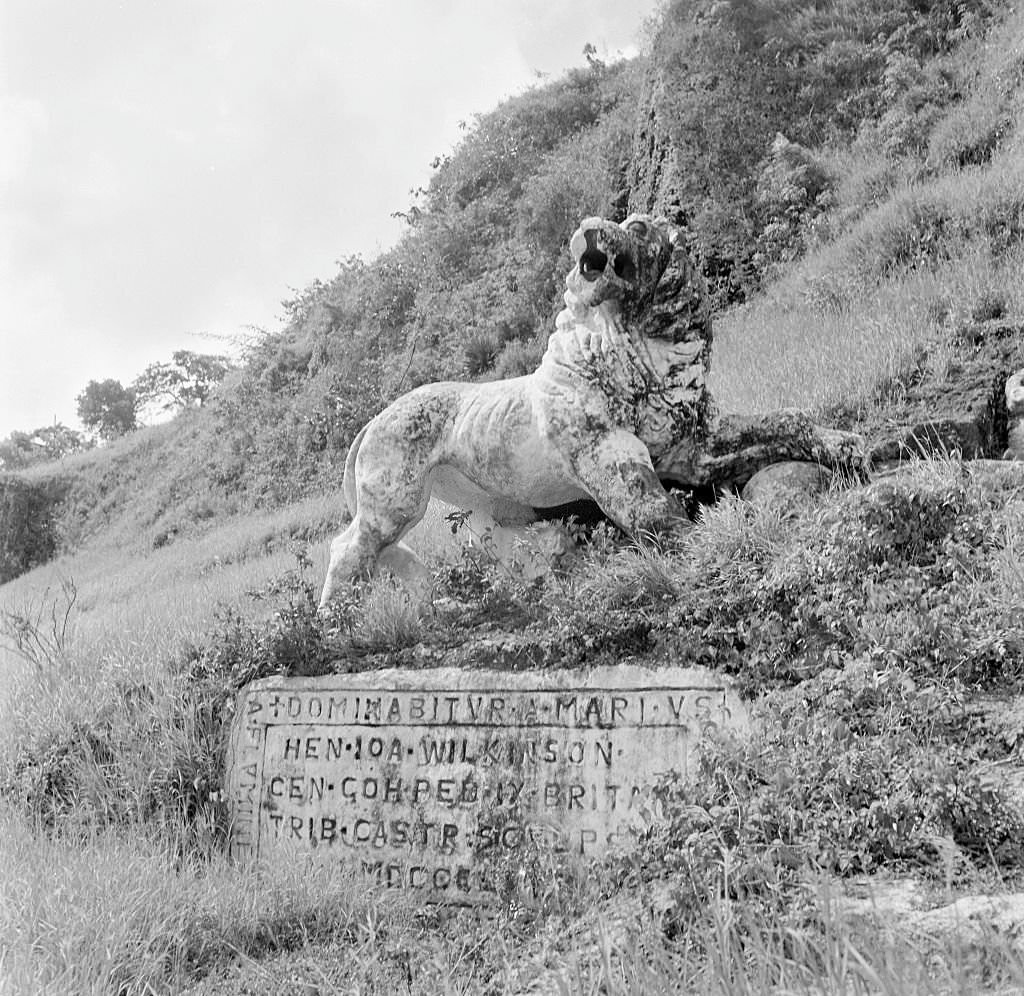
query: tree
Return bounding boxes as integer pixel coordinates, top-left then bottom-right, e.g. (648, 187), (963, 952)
(76, 379), (138, 440)
(32, 423), (89, 461)
(0, 424), (88, 469)
(0, 431), (35, 470)
(131, 350), (233, 413)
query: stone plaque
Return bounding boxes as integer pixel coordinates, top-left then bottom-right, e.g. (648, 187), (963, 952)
(225, 665), (747, 902)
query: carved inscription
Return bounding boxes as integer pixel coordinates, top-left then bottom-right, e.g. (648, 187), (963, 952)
(225, 667), (747, 901)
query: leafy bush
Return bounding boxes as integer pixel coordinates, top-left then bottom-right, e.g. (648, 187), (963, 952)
(517, 118), (632, 247)
(756, 133), (836, 264)
(493, 336), (546, 379)
(427, 64), (618, 210)
(462, 331), (500, 376)
(643, 665), (1024, 907)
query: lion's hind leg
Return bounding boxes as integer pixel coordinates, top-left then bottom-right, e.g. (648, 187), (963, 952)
(319, 518), (373, 610)
(376, 540), (434, 596)
(318, 458), (436, 610)
(319, 499), (433, 609)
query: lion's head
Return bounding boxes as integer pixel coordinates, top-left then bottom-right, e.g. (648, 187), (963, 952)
(563, 215), (712, 350)
(565, 214), (673, 312)
(545, 215), (715, 455)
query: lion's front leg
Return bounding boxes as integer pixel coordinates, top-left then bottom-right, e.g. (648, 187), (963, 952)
(573, 430), (688, 537)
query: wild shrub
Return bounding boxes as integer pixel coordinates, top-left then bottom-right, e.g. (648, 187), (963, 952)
(645, 462), (1024, 694)
(761, 466), (1024, 686)
(433, 543), (547, 630)
(1, 556), (337, 847)
(642, 670), (1024, 908)
(755, 133), (836, 265)
(517, 119), (630, 248)
(462, 331), (500, 376)
(0, 474), (66, 583)
(837, 158), (1024, 280)
(0, 577), (77, 676)
(427, 64), (617, 211)
(927, 5), (1024, 168)
(929, 102), (1014, 169)
(493, 336), (546, 378)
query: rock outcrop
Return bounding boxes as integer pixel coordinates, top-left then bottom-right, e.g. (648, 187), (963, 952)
(1004, 368), (1024, 460)
(867, 321), (1024, 467)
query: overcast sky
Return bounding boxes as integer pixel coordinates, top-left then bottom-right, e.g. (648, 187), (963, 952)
(0, 0), (661, 439)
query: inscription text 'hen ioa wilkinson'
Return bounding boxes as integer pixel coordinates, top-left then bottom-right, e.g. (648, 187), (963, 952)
(225, 665), (749, 903)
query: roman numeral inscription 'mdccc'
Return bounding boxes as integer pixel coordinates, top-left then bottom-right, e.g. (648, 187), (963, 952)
(225, 665), (749, 902)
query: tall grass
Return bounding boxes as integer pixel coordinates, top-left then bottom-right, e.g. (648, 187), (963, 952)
(712, 239), (1024, 415)
(516, 886), (1024, 996)
(0, 494), (343, 717)
(0, 815), (419, 995)
(5, 806), (1022, 996)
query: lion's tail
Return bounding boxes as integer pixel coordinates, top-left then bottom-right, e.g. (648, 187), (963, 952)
(342, 423), (369, 518)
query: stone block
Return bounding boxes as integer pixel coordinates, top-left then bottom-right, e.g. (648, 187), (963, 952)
(225, 665), (748, 902)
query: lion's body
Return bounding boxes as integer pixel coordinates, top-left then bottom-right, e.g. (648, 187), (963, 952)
(346, 374), (590, 514)
(318, 247), (705, 606)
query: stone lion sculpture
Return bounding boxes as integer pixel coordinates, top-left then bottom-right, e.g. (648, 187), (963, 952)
(319, 214), (865, 608)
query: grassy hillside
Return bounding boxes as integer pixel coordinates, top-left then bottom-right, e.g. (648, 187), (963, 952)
(3, 0), (1024, 992)
(0, 0), (1009, 568)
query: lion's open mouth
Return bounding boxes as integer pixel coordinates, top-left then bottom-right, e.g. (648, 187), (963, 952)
(579, 247), (608, 282)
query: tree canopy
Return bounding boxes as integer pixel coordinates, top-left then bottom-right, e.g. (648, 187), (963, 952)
(76, 379), (138, 440)
(0, 424), (90, 470)
(132, 350), (233, 413)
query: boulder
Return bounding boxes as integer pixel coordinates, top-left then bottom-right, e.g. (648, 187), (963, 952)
(741, 460), (832, 504)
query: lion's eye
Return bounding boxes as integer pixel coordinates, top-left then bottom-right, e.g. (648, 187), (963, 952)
(626, 221), (648, 238)
(613, 255), (636, 282)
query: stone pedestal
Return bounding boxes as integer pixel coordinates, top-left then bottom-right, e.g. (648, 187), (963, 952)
(225, 665), (748, 902)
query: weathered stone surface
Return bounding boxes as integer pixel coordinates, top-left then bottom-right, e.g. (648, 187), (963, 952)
(836, 877), (1024, 956)
(225, 665), (749, 902)
(870, 415), (997, 464)
(659, 411), (863, 490)
(741, 460), (832, 504)
(836, 876), (928, 922)
(319, 213), (865, 606)
(909, 894), (1024, 953)
(1005, 368), (1024, 460)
